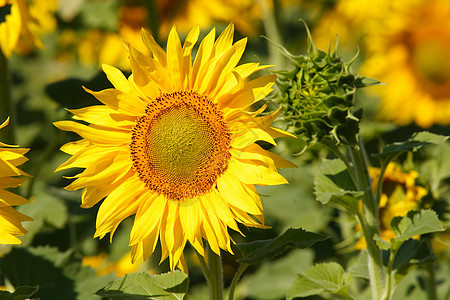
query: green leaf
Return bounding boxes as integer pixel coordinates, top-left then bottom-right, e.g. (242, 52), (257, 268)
(392, 239), (435, 272)
(373, 132), (449, 162)
(0, 246), (114, 300)
(17, 186), (69, 245)
(286, 262), (351, 299)
(0, 286), (39, 300)
(96, 271), (189, 300)
(314, 158), (363, 213)
(391, 209), (445, 245)
(239, 250), (314, 300)
(236, 228), (328, 264)
(373, 234), (391, 250)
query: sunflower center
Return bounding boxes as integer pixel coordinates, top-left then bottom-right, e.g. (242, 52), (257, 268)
(130, 91), (231, 201)
(146, 105), (215, 182)
(409, 29), (450, 97)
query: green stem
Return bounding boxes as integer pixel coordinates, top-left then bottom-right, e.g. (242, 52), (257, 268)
(349, 136), (385, 300)
(382, 248), (397, 300)
(425, 261), (437, 300)
(0, 51), (15, 144)
(207, 245), (224, 300)
(197, 244), (224, 300)
(195, 250), (213, 283)
(324, 141), (357, 184)
(258, 0), (285, 68)
(228, 263), (248, 300)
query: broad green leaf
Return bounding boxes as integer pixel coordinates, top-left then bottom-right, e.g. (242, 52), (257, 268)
(236, 228), (328, 264)
(17, 185), (69, 245)
(239, 250), (314, 300)
(0, 246), (114, 300)
(373, 132), (448, 162)
(392, 239), (435, 272)
(96, 271), (189, 300)
(348, 251), (369, 280)
(0, 286), (39, 300)
(391, 209), (444, 245)
(373, 234), (391, 250)
(287, 262), (351, 299)
(314, 158), (363, 213)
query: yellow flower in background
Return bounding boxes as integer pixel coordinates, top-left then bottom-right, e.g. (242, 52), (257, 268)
(355, 163), (427, 249)
(76, 3), (149, 70)
(82, 252), (141, 277)
(0, 118), (32, 245)
(0, 0), (55, 57)
(14, 0), (57, 55)
(55, 23), (294, 272)
(314, 0), (450, 127)
(361, 0), (450, 127)
(156, 0), (262, 37)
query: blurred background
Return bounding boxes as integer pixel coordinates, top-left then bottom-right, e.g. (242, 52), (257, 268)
(0, 0), (449, 299)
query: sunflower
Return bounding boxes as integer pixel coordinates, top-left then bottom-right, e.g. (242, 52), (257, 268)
(0, 0), (43, 57)
(55, 23), (294, 272)
(355, 162), (427, 249)
(0, 118), (32, 245)
(82, 251), (141, 276)
(360, 0), (450, 127)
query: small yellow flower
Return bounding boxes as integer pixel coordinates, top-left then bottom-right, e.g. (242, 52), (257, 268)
(55, 23), (294, 272)
(0, 118), (32, 245)
(355, 163), (427, 249)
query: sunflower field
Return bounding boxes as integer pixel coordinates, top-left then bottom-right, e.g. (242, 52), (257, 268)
(1, 1), (449, 299)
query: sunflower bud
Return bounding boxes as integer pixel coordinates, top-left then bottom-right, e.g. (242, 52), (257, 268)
(276, 23), (378, 145)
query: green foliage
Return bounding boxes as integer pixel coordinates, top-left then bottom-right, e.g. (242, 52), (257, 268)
(238, 250), (314, 300)
(314, 158), (363, 213)
(0, 246), (114, 300)
(96, 271), (189, 300)
(390, 209), (444, 247)
(373, 132), (449, 165)
(0, 286), (38, 300)
(236, 228), (328, 264)
(287, 262), (352, 299)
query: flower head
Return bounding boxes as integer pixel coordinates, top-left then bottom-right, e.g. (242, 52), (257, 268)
(355, 162), (427, 249)
(0, 118), (32, 244)
(55, 23), (294, 272)
(361, 0), (450, 127)
(276, 24), (377, 144)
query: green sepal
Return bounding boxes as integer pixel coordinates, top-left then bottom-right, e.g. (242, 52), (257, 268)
(96, 271), (189, 300)
(236, 228), (328, 264)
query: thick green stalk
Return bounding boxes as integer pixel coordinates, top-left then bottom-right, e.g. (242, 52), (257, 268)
(197, 244), (225, 300)
(424, 261), (437, 300)
(207, 245), (224, 300)
(0, 51), (15, 143)
(349, 138), (385, 300)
